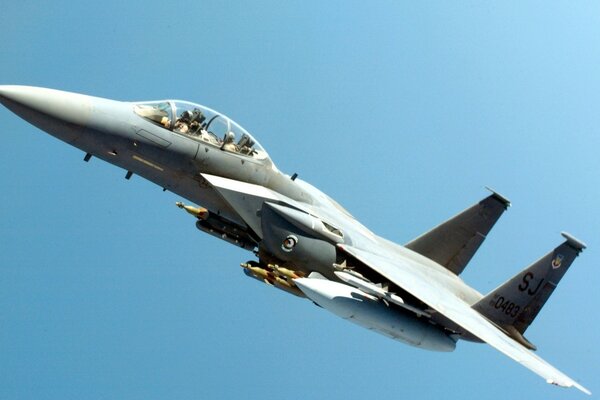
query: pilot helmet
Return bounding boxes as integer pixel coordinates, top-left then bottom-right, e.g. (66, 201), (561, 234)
(224, 131), (235, 143)
(180, 110), (193, 121)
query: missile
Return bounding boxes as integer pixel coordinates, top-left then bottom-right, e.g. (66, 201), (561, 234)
(334, 271), (430, 318)
(333, 261), (366, 279)
(334, 270), (402, 303)
(176, 201), (209, 220)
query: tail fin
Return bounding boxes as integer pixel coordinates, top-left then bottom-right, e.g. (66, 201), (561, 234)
(405, 189), (510, 275)
(473, 232), (586, 349)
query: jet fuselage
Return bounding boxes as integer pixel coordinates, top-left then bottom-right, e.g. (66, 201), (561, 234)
(1, 86), (591, 393)
(0, 86), (467, 352)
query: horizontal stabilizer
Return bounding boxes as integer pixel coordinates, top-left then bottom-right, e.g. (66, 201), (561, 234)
(405, 190), (510, 274)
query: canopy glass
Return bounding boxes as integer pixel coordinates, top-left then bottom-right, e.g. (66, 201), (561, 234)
(134, 100), (269, 160)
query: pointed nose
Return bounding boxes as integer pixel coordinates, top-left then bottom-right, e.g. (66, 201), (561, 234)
(0, 85), (93, 143)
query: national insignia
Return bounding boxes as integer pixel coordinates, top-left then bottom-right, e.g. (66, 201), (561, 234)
(551, 254), (564, 269)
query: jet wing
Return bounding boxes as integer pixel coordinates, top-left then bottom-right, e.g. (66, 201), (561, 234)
(338, 244), (590, 395)
(405, 191), (510, 275)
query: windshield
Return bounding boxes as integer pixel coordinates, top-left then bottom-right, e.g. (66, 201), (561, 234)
(133, 100), (269, 160)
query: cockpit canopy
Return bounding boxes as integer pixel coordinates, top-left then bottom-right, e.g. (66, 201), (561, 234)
(133, 100), (269, 160)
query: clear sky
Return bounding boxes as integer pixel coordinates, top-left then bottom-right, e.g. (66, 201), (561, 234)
(1, 2), (599, 399)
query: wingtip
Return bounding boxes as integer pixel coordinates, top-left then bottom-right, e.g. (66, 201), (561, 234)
(547, 379), (591, 395)
(484, 186), (511, 208)
(574, 382), (592, 396)
(561, 232), (587, 252)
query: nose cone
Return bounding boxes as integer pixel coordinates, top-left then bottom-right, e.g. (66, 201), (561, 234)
(0, 85), (93, 143)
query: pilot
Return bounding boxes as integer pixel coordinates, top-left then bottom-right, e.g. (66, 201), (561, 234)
(187, 109), (206, 134)
(174, 110), (195, 134)
(160, 116), (171, 129)
(189, 120), (200, 133)
(174, 118), (190, 133)
(221, 131), (237, 152)
(237, 134), (255, 155)
(190, 109), (206, 125)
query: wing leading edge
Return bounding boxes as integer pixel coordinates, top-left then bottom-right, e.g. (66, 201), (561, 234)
(338, 244), (590, 395)
(405, 190), (510, 275)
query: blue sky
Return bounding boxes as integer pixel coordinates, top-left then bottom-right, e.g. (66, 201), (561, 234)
(1, 2), (599, 399)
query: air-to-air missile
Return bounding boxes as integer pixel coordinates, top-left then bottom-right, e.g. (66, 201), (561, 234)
(334, 271), (430, 318)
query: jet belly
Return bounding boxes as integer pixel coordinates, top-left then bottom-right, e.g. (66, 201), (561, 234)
(294, 277), (456, 352)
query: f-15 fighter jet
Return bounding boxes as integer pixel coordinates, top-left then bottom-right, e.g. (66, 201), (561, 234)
(0, 86), (589, 394)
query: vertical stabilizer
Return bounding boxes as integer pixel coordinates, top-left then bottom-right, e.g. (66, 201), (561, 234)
(473, 233), (586, 347)
(405, 190), (510, 275)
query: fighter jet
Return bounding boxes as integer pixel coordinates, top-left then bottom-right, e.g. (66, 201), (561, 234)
(0, 86), (589, 394)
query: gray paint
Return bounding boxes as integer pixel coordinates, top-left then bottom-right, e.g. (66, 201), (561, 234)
(0, 86), (589, 394)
